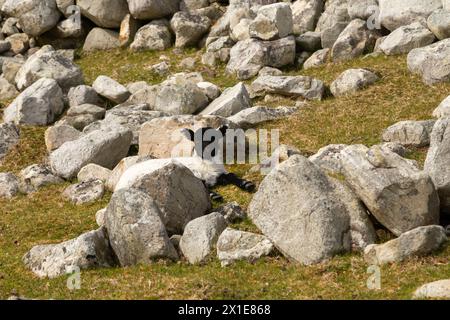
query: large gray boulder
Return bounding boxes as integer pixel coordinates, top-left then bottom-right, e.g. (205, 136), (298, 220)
(228, 106), (297, 128)
(44, 124), (82, 152)
(382, 120), (435, 147)
(3, 78), (64, 126)
(364, 225), (447, 265)
(63, 180), (105, 205)
(315, 0), (351, 48)
(92, 76), (130, 104)
(378, 0), (442, 31)
(340, 145), (440, 236)
(127, 0), (180, 20)
(424, 117), (450, 212)
(130, 20), (173, 51)
(433, 96), (450, 118)
(226, 37), (296, 80)
(291, 0), (323, 35)
(0, 76), (19, 100)
(331, 18), (380, 62)
(104, 188), (178, 266)
(1, 0), (61, 36)
(50, 126), (132, 179)
(248, 155), (352, 265)
(379, 22), (436, 55)
(115, 160), (211, 235)
(407, 39), (450, 85)
(68, 85), (100, 108)
(0, 123), (19, 161)
(249, 2), (293, 41)
(170, 11), (211, 48)
(330, 68), (379, 97)
(347, 0), (378, 20)
(217, 228), (274, 266)
(19, 164), (63, 193)
(179, 212), (228, 264)
(77, 0), (129, 28)
(83, 28), (121, 52)
(0, 172), (20, 199)
(427, 9), (450, 40)
(15, 46), (84, 91)
(413, 279), (450, 299)
(251, 75), (325, 100)
(23, 227), (117, 278)
(199, 82), (252, 117)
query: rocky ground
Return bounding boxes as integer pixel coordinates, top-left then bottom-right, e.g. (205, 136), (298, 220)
(0, 0), (450, 300)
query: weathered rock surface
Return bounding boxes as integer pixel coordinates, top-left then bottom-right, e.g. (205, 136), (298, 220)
(19, 164), (63, 193)
(413, 279), (450, 299)
(92, 76), (130, 104)
(330, 68), (379, 97)
(50, 126), (132, 179)
(249, 2), (293, 41)
(179, 212), (228, 264)
(364, 225), (447, 265)
(127, 0), (180, 20)
(170, 11), (211, 48)
(340, 144), (440, 236)
(382, 120), (435, 147)
(77, 164), (112, 183)
(249, 155), (351, 265)
(216, 201), (246, 224)
(3, 78), (64, 126)
(23, 227), (116, 278)
(0, 123), (19, 161)
(130, 20), (173, 52)
(228, 106), (297, 128)
(433, 96), (450, 118)
(104, 188), (178, 266)
(291, 0), (323, 35)
(0, 172), (20, 198)
(45, 125), (82, 152)
(63, 179), (105, 205)
(115, 160), (211, 235)
(427, 9), (450, 40)
(83, 28), (120, 52)
(251, 75), (325, 100)
(217, 228), (274, 266)
(77, 0), (129, 28)
(199, 82), (252, 117)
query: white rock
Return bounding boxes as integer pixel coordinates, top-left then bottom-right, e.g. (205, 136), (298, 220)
(92, 76), (130, 104)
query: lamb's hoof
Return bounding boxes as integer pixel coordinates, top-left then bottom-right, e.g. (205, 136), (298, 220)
(242, 181), (255, 192)
(210, 192), (223, 202)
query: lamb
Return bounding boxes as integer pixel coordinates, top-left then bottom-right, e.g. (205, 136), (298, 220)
(115, 126), (255, 201)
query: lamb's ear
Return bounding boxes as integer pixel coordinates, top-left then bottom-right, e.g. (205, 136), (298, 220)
(218, 125), (229, 136)
(180, 128), (194, 141)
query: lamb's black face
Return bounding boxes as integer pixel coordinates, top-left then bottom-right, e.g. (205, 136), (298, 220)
(181, 126), (228, 160)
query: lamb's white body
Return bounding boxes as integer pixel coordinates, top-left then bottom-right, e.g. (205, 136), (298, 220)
(115, 157), (227, 191)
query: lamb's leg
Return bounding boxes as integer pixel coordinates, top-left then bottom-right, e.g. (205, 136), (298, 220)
(217, 173), (255, 192)
(203, 181), (224, 201)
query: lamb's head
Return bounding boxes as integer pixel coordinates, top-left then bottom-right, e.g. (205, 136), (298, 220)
(181, 125), (228, 162)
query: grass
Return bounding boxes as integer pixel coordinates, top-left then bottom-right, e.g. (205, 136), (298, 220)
(0, 49), (449, 300)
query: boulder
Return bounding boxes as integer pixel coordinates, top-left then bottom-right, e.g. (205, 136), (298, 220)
(433, 96), (450, 118)
(251, 75), (325, 100)
(248, 155), (351, 265)
(249, 3), (293, 40)
(340, 144), (440, 236)
(130, 20), (173, 52)
(119, 14), (139, 47)
(15, 46), (83, 91)
(378, 0), (442, 31)
(0, 172), (20, 199)
(228, 106), (297, 128)
(424, 117), (450, 212)
(0, 122), (19, 160)
(127, 0), (180, 20)
(44, 125), (82, 152)
(1, 0), (61, 36)
(303, 48), (330, 69)
(315, 0), (351, 48)
(291, 0), (323, 35)
(413, 279), (450, 299)
(23, 227), (116, 278)
(138, 115), (232, 158)
(217, 228), (274, 266)
(63, 104), (106, 130)
(216, 202), (246, 224)
(364, 225), (447, 265)
(115, 160), (211, 235)
(427, 9), (450, 40)
(382, 120), (435, 147)
(379, 22), (436, 55)
(199, 82), (252, 117)
(4, 33), (29, 55)
(331, 18), (380, 62)
(106, 155), (153, 191)
(83, 28), (120, 52)
(63, 180), (105, 205)
(170, 12), (211, 48)
(309, 144), (347, 175)
(3, 78), (64, 126)
(77, 164), (112, 183)
(104, 188), (178, 266)
(0, 76), (18, 100)
(50, 126), (132, 179)
(179, 212), (228, 264)
(347, 0), (378, 20)
(296, 31), (322, 52)
(92, 76), (130, 104)
(77, 0), (129, 28)
(330, 68), (379, 97)
(226, 37), (296, 80)
(19, 164), (63, 193)
(68, 85), (101, 108)
(407, 39), (450, 85)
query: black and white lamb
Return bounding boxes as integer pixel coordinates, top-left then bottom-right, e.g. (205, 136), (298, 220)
(115, 126), (255, 201)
